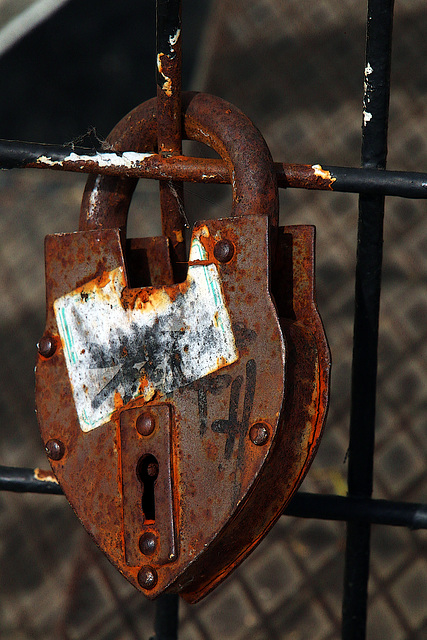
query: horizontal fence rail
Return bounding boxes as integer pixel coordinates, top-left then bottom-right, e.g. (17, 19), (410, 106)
(2, 466), (427, 530)
(2, 139), (427, 198)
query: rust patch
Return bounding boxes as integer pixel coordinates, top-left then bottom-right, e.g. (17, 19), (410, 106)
(275, 162), (336, 191)
(33, 468), (59, 484)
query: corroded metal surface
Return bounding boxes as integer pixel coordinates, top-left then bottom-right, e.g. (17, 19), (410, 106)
(156, 0), (186, 279)
(36, 93), (330, 602)
(27, 152), (337, 192)
(78, 92), (279, 232)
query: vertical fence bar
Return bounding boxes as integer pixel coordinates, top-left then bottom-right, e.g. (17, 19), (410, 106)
(342, 1), (395, 638)
(154, 594), (179, 640)
(156, 0), (187, 281)
(153, 3), (182, 637)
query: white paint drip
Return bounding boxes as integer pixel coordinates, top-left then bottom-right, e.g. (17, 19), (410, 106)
(54, 229), (238, 432)
(365, 62), (373, 76)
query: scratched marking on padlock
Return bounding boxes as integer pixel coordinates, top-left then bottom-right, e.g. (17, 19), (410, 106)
(54, 227), (238, 432)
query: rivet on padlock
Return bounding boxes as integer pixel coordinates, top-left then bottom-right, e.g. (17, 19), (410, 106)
(35, 92), (330, 602)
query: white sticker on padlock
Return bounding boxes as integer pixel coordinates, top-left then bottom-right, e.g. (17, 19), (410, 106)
(54, 231), (238, 432)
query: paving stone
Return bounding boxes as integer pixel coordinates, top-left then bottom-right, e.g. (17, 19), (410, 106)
(370, 525), (413, 581)
(198, 581), (258, 640)
(367, 597), (406, 640)
(390, 561), (427, 629)
(243, 541), (303, 613)
(178, 620), (206, 640)
(270, 595), (334, 640)
(316, 554), (346, 619)
(62, 562), (117, 640)
(375, 432), (425, 497)
(289, 520), (344, 573)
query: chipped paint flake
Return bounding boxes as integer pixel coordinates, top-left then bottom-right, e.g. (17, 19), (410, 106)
(36, 154), (61, 166)
(363, 111), (373, 126)
(54, 231), (238, 432)
(312, 164), (336, 184)
(157, 53), (173, 96)
(34, 468), (59, 484)
(363, 63), (373, 110)
(162, 78), (173, 97)
(174, 229), (184, 244)
(169, 28), (181, 48)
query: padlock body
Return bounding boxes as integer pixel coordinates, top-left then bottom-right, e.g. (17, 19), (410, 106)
(37, 214), (318, 600)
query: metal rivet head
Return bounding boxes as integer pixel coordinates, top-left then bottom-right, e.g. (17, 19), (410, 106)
(136, 412), (156, 437)
(249, 423), (270, 446)
(139, 532), (157, 556)
(138, 565), (158, 590)
(214, 239), (235, 263)
(45, 439), (65, 461)
(38, 335), (56, 358)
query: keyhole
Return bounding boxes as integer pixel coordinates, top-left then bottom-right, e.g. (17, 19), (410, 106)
(136, 454), (159, 522)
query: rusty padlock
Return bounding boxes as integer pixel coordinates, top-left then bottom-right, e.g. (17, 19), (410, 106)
(35, 92), (330, 602)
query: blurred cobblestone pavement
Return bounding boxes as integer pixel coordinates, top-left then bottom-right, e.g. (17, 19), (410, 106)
(1, 1), (427, 639)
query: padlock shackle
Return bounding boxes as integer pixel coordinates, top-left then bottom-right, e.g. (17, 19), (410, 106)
(79, 92), (278, 232)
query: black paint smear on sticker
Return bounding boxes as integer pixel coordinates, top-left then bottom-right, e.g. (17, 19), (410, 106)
(89, 321), (188, 409)
(211, 359), (257, 462)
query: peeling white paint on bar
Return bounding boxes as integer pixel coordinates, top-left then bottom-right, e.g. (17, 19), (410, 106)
(54, 228), (238, 432)
(64, 151), (155, 168)
(36, 150), (156, 170)
(365, 62), (373, 76)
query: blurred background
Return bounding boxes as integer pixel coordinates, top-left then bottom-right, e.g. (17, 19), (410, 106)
(0, 0), (426, 638)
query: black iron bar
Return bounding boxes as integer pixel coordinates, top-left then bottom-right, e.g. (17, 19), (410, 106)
(2, 466), (426, 530)
(2, 139), (427, 198)
(342, 1), (395, 639)
(152, 4), (182, 635)
(156, 0), (186, 283)
(0, 465), (63, 494)
(153, 594), (179, 640)
(285, 493), (427, 530)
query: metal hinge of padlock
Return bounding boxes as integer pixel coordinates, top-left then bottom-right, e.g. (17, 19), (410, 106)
(35, 92), (330, 602)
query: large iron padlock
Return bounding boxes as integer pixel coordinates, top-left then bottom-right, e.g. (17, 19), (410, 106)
(36, 92), (330, 602)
